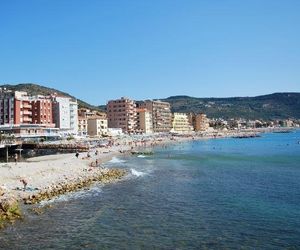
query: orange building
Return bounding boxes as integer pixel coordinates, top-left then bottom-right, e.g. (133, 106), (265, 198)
(31, 96), (54, 127)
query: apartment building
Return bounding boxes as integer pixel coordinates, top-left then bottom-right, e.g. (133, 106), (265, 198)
(70, 100), (78, 134)
(171, 113), (194, 133)
(107, 97), (137, 133)
(195, 113), (210, 131)
(78, 116), (88, 136)
(31, 95), (54, 127)
(189, 113), (210, 132)
(52, 96), (78, 134)
(0, 89), (32, 125)
(136, 108), (153, 134)
(139, 100), (172, 133)
(87, 117), (108, 137)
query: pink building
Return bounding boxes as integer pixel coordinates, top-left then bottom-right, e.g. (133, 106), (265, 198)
(107, 97), (137, 133)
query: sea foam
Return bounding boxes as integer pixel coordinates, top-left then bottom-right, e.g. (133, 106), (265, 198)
(38, 186), (102, 207)
(130, 168), (146, 177)
(109, 157), (126, 164)
(137, 155), (147, 158)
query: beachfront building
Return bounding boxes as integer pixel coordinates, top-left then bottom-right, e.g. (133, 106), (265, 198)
(52, 96), (78, 135)
(136, 108), (153, 134)
(0, 89), (33, 125)
(52, 97), (71, 130)
(107, 97), (137, 133)
(31, 95), (55, 127)
(87, 117), (108, 137)
(139, 100), (172, 133)
(78, 109), (107, 136)
(0, 89), (79, 137)
(0, 124), (59, 138)
(194, 113), (210, 131)
(70, 100), (78, 134)
(188, 113), (210, 132)
(78, 116), (88, 136)
(78, 108), (106, 119)
(171, 113), (194, 133)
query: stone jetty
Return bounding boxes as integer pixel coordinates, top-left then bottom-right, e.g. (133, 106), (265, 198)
(0, 168), (126, 228)
(23, 168), (127, 205)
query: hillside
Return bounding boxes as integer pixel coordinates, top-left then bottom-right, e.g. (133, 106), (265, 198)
(0, 83), (103, 111)
(160, 93), (300, 120)
(1, 84), (299, 120)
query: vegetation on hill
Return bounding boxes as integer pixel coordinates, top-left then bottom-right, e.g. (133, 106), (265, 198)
(159, 93), (300, 120)
(1, 83), (299, 120)
(0, 83), (103, 112)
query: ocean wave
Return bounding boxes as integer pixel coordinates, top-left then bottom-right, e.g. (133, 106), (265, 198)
(130, 168), (146, 177)
(137, 155), (147, 158)
(108, 157), (126, 164)
(38, 186), (102, 207)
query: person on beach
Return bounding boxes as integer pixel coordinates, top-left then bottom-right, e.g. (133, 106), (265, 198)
(20, 179), (27, 191)
(14, 153), (18, 164)
(95, 159), (98, 167)
(75, 152), (79, 158)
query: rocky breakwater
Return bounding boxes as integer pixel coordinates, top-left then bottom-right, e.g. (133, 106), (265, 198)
(0, 188), (22, 228)
(23, 168), (127, 205)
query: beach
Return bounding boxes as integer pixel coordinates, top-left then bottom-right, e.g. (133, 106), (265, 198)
(0, 128), (290, 202)
(0, 128), (293, 226)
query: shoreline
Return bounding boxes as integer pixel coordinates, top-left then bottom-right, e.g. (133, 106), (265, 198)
(1, 127), (295, 201)
(0, 127), (296, 226)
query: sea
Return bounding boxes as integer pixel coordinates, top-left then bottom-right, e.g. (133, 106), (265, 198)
(1, 130), (300, 249)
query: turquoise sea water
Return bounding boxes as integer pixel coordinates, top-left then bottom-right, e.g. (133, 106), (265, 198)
(1, 131), (300, 249)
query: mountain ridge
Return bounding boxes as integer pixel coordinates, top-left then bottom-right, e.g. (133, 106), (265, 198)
(1, 83), (299, 120)
(159, 92), (300, 120)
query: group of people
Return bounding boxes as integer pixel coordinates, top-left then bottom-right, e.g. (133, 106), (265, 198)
(75, 150), (102, 170)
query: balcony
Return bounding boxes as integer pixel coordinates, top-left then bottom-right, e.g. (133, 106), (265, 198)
(22, 117), (32, 122)
(22, 110), (32, 115)
(22, 103), (32, 109)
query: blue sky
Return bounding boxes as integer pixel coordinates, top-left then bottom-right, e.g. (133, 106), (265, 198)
(0, 0), (299, 105)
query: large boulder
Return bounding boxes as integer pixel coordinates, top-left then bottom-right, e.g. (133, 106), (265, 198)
(0, 196), (18, 213)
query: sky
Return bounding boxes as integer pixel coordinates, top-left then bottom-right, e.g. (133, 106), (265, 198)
(0, 0), (299, 105)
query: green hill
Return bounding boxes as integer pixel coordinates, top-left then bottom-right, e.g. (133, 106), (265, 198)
(1, 83), (299, 120)
(160, 93), (300, 120)
(0, 83), (103, 111)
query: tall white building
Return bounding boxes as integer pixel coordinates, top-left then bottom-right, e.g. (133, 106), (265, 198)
(70, 100), (78, 134)
(52, 96), (78, 135)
